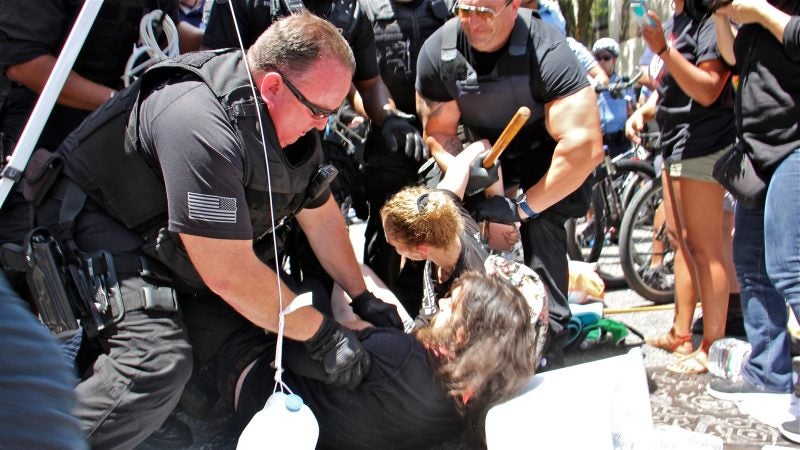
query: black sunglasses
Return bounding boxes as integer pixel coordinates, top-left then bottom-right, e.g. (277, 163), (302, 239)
(271, 67), (339, 119)
(595, 54), (615, 61)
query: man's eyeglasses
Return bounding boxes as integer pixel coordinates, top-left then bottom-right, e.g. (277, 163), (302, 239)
(453, 0), (512, 22)
(595, 54), (615, 62)
(271, 67), (339, 119)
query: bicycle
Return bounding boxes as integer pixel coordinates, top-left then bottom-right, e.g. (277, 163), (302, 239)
(565, 134), (657, 289)
(565, 73), (659, 288)
(618, 178), (676, 304)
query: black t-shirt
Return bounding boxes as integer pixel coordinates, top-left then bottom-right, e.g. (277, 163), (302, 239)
(734, 12), (800, 172)
(0, 0), (179, 150)
(237, 327), (465, 450)
(648, 12), (735, 161)
(415, 16), (587, 105)
(203, 0), (379, 82)
(138, 79), (257, 239)
(415, 14), (588, 189)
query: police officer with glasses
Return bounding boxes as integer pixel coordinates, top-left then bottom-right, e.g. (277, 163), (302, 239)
(415, 0), (603, 362)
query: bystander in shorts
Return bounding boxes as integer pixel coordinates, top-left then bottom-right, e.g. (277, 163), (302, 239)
(665, 145), (732, 182)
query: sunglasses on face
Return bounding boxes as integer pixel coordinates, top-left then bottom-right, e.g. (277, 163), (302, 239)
(270, 67), (339, 119)
(595, 54), (615, 61)
(453, 0), (512, 22)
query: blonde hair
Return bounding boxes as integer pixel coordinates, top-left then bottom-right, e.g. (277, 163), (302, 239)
(380, 186), (464, 249)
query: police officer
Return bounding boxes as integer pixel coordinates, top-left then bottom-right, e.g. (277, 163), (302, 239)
(28, 12), (398, 448)
(360, 0), (452, 313)
(202, 0), (425, 160)
(592, 37), (635, 158)
(415, 0), (603, 359)
(202, 0), (426, 314)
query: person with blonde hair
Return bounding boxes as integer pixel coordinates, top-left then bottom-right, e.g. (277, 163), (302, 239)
(381, 142), (495, 321)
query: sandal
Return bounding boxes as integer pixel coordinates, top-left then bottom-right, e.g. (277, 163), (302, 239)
(646, 330), (693, 356)
(666, 348), (708, 375)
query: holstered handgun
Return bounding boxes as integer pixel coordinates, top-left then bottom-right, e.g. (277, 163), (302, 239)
(24, 228), (123, 338)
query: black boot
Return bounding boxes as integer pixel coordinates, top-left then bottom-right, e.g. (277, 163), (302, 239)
(139, 412), (193, 449)
(691, 293), (746, 337)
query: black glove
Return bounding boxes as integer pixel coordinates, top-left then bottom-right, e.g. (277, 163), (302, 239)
(465, 152), (500, 196)
(351, 291), (404, 330)
(381, 113), (428, 162)
(304, 317), (372, 389)
(475, 195), (522, 224)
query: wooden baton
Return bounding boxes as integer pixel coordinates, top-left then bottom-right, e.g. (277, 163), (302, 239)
(482, 106), (531, 168)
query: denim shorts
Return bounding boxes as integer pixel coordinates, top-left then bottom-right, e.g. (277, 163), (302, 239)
(665, 145), (732, 182)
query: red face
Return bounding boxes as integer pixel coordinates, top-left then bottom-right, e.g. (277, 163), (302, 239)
(260, 58), (351, 148)
(455, 0), (519, 53)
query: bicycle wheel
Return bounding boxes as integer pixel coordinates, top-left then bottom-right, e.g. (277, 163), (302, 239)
(565, 186), (604, 262)
(566, 159), (654, 289)
(619, 180), (675, 304)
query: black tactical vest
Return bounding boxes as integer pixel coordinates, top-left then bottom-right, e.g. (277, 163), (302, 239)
(363, 0), (451, 114)
(439, 9), (555, 188)
(60, 50), (323, 286)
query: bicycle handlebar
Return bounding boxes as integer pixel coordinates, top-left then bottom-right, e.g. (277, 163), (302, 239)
(594, 71), (643, 98)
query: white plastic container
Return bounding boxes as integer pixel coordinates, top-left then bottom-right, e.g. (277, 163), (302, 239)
(237, 392), (319, 450)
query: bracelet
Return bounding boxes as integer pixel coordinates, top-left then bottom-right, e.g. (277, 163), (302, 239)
(516, 194), (538, 220)
(657, 44), (670, 56)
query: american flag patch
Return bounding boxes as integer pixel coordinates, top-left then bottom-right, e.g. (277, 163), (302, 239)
(187, 192), (237, 223)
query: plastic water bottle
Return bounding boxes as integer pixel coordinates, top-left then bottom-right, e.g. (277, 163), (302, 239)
(630, 0), (655, 26)
(237, 392), (319, 450)
(707, 338), (752, 381)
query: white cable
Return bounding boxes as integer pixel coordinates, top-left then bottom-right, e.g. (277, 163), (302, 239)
(122, 10), (180, 87)
(223, 0), (291, 394)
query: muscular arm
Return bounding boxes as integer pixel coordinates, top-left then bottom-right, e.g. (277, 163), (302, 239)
(5, 55), (115, 111)
(416, 92), (462, 164)
(521, 85), (603, 216)
(295, 196), (368, 297)
(180, 234), (323, 340)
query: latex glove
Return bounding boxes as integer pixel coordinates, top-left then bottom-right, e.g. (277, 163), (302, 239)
(304, 317), (372, 389)
(350, 291), (403, 330)
(475, 195), (522, 224)
(381, 112), (428, 162)
(465, 151), (500, 196)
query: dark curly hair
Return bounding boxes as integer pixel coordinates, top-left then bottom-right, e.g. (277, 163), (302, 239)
(414, 271), (536, 444)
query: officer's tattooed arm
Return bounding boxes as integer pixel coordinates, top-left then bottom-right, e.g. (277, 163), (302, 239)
(416, 92), (462, 170)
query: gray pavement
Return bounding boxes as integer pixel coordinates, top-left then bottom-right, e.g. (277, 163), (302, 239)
(145, 221), (800, 450)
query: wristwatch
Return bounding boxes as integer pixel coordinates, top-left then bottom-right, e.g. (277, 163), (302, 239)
(516, 193), (538, 220)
